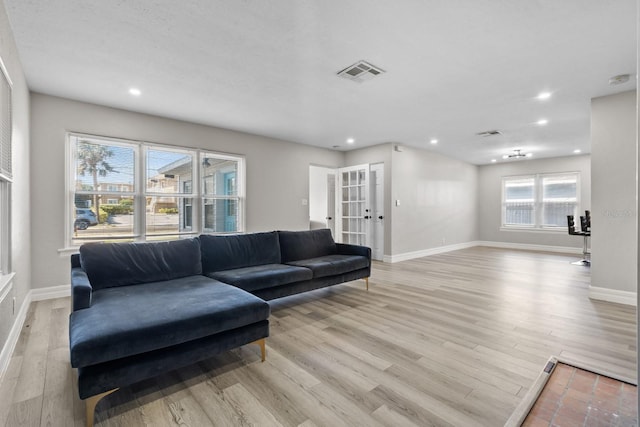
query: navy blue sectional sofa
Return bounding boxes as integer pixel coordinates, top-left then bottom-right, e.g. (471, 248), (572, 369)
(69, 228), (370, 427)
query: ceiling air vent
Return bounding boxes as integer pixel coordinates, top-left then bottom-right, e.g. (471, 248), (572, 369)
(337, 60), (385, 83)
(476, 130), (502, 137)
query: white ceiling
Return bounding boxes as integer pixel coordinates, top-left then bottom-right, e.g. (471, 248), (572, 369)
(4, 0), (637, 165)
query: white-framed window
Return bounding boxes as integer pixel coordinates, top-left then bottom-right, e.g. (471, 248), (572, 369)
(67, 133), (245, 246)
(0, 56), (12, 278)
(502, 172), (579, 229)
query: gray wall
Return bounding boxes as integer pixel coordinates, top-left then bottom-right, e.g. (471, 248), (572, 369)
(0, 1), (30, 359)
(478, 155), (591, 248)
(591, 90), (637, 293)
(30, 93), (344, 289)
(389, 145), (478, 255)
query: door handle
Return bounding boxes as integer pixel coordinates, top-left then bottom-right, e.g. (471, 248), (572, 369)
(378, 216), (384, 220)
(364, 216), (370, 219)
(326, 217), (332, 220)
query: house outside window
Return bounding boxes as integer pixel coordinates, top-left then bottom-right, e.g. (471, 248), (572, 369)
(68, 133), (245, 246)
(502, 172), (579, 229)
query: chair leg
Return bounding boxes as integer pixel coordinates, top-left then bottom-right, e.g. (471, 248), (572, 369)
(252, 338), (266, 362)
(84, 388), (118, 427)
(571, 235), (591, 266)
(364, 277), (369, 291)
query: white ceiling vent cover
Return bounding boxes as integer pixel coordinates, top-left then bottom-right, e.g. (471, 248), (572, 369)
(337, 60), (385, 83)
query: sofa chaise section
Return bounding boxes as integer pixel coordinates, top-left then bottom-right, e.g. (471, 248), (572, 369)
(70, 238), (270, 427)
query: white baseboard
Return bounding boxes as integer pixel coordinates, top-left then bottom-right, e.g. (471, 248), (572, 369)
(0, 284), (71, 383)
(0, 289), (31, 384)
(476, 241), (583, 254)
(384, 240), (582, 263)
(31, 284), (70, 301)
(588, 286), (637, 306)
(384, 241), (480, 263)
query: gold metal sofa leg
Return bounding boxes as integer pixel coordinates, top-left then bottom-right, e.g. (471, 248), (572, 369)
(365, 277), (369, 290)
(84, 388), (118, 427)
(252, 338), (266, 362)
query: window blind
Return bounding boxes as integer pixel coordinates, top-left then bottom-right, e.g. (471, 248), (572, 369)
(0, 60), (11, 179)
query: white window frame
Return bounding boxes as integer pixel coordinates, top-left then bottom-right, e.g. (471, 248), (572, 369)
(501, 172), (580, 231)
(0, 55), (13, 283)
(200, 151), (245, 234)
(65, 132), (245, 248)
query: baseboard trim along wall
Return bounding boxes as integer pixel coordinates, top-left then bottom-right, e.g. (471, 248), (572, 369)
(0, 285), (71, 383)
(588, 286), (637, 307)
(385, 240), (582, 263)
(383, 241), (479, 263)
(31, 284), (71, 301)
(476, 241), (583, 255)
(0, 289), (31, 384)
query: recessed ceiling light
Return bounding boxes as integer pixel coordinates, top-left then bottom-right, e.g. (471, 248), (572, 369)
(502, 155), (509, 159)
(573, 149), (581, 154)
(536, 91), (551, 100)
(526, 153), (533, 157)
(129, 88), (141, 96)
(430, 139), (438, 144)
(491, 159), (497, 163)
(537, 119), (548, 125)
(346, 138), (355, 144)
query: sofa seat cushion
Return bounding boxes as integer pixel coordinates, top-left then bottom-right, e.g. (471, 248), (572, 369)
(286, 255), (370, 279)
(69, 276), (269, 369)
(207, 264), (313, 292)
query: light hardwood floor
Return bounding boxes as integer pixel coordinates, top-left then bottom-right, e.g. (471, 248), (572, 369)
(0, 247), (636, 426)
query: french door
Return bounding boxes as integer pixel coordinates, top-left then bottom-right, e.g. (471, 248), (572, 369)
(336, 164), (370, 246)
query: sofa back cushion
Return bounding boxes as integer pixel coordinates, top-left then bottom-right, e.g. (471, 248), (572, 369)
(278, 229), (337, 262)
(200, 231), (281, 273)
(79, 238), (202, 290)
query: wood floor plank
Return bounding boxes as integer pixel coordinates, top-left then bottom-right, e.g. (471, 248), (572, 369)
(222, 383), (284, 427)
(0, 248), (636, 426)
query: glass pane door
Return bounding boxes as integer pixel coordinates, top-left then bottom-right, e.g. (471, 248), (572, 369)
(336, 164), (370, 246)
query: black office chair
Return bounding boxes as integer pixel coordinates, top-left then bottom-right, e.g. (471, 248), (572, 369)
(567, 214), (590, 266)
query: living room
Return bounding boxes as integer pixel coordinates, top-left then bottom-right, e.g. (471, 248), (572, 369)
(0, 1), (638, 426)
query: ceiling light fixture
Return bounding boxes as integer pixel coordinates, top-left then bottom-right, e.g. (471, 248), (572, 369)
(573, 149), (581, 154)
(491, 159), (497, 163)
(609, 74), (631, 85)
(537, 119), (548, 125)
(430, 139), (438, 144)
(503, 149), (532, 159)
(129, 88), (141, 96)
(346, 138), (355, 144)
(477, 130), (502, 137)
(536, 91), (551, 100)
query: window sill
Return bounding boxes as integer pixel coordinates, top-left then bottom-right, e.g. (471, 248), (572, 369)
(58, 247), (80, 256)
(500, 226), (566, 234)
(0, 272), (15, 298)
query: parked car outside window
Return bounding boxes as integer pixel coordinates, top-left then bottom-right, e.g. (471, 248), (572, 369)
(75, 208), (98, 230)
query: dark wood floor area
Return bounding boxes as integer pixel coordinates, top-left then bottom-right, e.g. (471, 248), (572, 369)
(0, 247), (636, 426)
